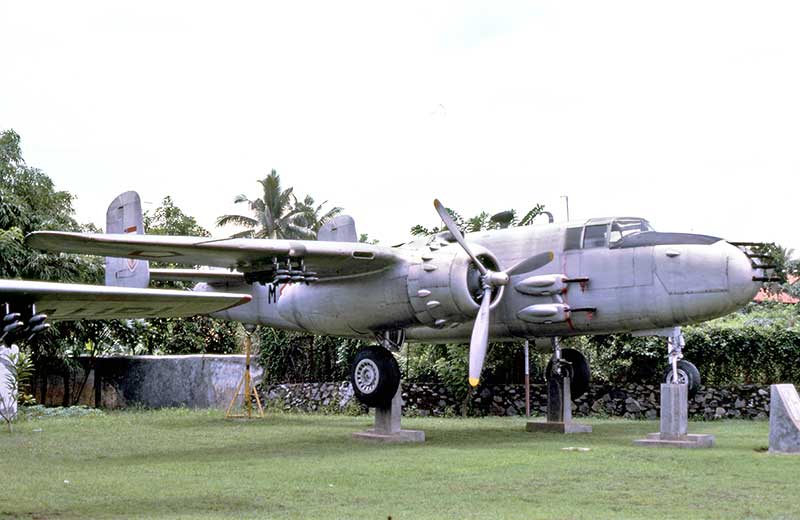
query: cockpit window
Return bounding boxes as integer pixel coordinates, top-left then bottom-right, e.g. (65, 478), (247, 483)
(609, 218), (653, 247)
(583, 224), (608, 249)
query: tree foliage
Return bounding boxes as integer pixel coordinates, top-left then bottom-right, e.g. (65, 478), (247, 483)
(256, 328), (365, 384)
(136, 196), (240, 355)
(410, 204), (546, 237)
(0, 129), (101, 283)
(144, 196), (210, 238)
(217, 169), (341, 239)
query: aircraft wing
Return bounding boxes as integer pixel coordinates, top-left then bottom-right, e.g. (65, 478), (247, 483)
(0, 280), (251, 320)
(26, 232), (403, 279)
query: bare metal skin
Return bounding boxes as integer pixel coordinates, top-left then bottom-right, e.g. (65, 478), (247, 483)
(202, 220), (760, 342)
(25, 192), (765, 388)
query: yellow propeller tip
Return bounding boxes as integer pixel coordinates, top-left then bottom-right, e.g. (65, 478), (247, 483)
(468, 377), (480, 387)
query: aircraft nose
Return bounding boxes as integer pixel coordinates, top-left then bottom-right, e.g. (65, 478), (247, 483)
(725, 241), (761, 307)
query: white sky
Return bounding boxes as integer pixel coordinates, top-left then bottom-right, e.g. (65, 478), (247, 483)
(1, 1), (798, 253)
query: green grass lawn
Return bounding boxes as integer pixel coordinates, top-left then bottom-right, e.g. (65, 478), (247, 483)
(1, 410), (798, 519)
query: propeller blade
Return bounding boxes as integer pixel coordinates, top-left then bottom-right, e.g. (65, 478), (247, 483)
(505, 251), (555, 276)
(433, 199), (488, 276)
(468, 286), (493, 387)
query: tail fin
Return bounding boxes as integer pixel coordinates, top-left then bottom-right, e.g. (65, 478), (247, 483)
(104, 191), (150, 288)
(317, 215), (358, 242)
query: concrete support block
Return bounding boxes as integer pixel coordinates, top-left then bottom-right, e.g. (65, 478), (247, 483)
(769, 384), (800, 455)
(526, 376), (592, 434)
(352, 385), (425, 443)
(634, 384), (714, 449)
(660, 383), (688, 440)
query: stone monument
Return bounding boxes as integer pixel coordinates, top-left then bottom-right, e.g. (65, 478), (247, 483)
(769, 384), (800, 454)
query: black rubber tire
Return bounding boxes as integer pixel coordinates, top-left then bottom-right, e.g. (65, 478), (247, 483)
(350, 345), (401, 408)
(662, 359), (701, 399)
(545, 348), (590, 400)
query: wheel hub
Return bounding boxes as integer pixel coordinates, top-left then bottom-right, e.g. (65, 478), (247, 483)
(669, 368), (689, 385)
(354, 359), (380, 394)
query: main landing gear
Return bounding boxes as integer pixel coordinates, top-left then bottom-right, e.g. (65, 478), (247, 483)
(349, 345), (401, 408)
(663, 328), (701, 399)
(545, 338), (590, 400)
(350, 333), (425, 443)
(527, 337), (592, 433)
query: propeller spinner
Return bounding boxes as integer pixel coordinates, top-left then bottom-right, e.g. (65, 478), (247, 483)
(433, 199), (554, 387)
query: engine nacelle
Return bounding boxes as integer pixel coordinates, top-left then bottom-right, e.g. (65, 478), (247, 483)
(406, 242), (500, 329)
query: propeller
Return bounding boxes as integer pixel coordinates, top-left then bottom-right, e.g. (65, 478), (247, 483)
(433, 199), (554, 387)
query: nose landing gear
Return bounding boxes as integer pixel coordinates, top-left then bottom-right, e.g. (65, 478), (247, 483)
(663, 328), (700, 399)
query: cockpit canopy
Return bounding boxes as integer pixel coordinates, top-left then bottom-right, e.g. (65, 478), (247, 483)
(565, 217), (654, 250)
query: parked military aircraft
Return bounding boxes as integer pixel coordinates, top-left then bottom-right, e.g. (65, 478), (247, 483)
(12, 192), (775, 407)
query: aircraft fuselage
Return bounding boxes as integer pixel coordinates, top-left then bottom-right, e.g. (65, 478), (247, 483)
(203, 217), (761, 343)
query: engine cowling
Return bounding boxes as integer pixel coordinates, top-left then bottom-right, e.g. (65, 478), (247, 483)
(406, 241), (501, 329)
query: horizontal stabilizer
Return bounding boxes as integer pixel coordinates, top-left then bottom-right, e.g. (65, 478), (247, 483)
(26, 231), (402, 279)
(150, 269), (245, 283)
(0, 280), (250, 320)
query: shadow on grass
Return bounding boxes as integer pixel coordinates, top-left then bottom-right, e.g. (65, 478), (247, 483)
(13, 495), (267, 519)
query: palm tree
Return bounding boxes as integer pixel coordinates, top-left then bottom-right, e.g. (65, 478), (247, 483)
(293, 195), (343, 233)
(217, 170), (314, 239)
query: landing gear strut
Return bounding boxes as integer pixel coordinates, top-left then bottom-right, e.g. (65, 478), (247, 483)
(663, 328), (700, 399)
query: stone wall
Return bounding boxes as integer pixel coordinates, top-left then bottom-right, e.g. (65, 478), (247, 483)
(259, 381), (773, 419)
(29, 353), (774, 419)
(33, 355), (261, 409)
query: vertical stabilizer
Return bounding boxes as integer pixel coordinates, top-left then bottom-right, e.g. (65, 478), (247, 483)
(105, 191), (149, 288)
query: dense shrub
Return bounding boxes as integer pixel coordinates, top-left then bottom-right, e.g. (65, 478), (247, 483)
(587, 303), (800, 386)
(256, 328), (365, 384)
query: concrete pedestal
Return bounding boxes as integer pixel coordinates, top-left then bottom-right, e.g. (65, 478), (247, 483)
(634, 384), (714, 448)
(526, 376), (592, 434)
(769, 384), (800, 454)
(352, 385), (425, 443)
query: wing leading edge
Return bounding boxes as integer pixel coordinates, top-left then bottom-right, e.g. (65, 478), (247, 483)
(26, 232), (403, 279)
(0, 280), (251, 320)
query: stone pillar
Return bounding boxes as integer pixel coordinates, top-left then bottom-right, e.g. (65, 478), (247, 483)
(659, 383), (688, 440)
(374, 386), (403, 435)
(527, 375), (591, 434)
(633, 384), (714, 448)
(352, 384), (425, 443)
